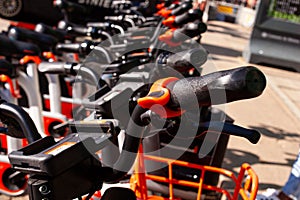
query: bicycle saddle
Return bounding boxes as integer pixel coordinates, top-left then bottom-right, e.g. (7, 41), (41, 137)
(35, 23), (67, 42)
(0, 34), (40, 58)
(8, 27), (58, 51)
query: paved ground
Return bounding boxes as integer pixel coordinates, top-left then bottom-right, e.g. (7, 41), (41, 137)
(201, 21), (300, 191)
(0, 19), (300, 199)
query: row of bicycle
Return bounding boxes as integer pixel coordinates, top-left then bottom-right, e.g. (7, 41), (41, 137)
(0, 0), (266, 199)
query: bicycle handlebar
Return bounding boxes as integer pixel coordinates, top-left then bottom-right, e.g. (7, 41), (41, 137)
(171, 2), (193, 16)
(159, 2), (192, 18)
(169, 66), (266, 108)
(38, 62), (104, 89)
(157, 48), (208, 68)
(108, 66), (266, 180)
(173, 22), (207, 41)
(55, 41), (113, 63)
(138, 66), (266, 117)
(163, 9), (203, 27)
(175, 9), (203, 25)
(159, 21), (207, 45)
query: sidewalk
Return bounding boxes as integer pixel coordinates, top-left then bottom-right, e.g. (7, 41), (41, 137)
(202, 21), (300, 191)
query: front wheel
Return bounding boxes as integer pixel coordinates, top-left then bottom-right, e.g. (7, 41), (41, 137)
(0, 0), (22, 18)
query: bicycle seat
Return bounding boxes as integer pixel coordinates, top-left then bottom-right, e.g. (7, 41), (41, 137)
(0, 34), (40, 58)
(35, 23), (67, 42)
(8, 27), (58, 51)
(0, 59), (17, 78)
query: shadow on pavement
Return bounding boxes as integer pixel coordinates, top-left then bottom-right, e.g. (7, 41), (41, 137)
(202, 44), (242, 58)
(206, 28), (249, 40)
(223, 148), (295, 169)
(223, 124), (299, 170)
(250, 125), (300, 141)
(222, 148), (292, 192)
(207, 22), (250, 39)
(207, 23), (237, 32)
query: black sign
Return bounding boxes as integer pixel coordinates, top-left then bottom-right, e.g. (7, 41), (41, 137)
(268, 0), (300, 24)
(243, 0), (300, 71)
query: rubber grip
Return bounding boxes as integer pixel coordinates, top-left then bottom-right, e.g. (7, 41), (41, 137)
(164, 48), (208, 68)
(172, 22), (207, 42)
(167, 3), (179, 10)
(174, 9), (203, 26)
(171, 2), (192, 16)
(168, 66), (267, 109)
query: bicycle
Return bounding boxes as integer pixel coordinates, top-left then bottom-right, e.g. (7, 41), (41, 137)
(0, 66), (266, 200)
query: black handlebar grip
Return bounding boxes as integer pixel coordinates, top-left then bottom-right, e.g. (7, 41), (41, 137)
(171, 2), (193, 16)
(168, 66), (267, 109)
(166, 3), (179, 10)
(158, 48), (207, 68)
(174, 9), (203, 26)
(172, 22), (207, 42)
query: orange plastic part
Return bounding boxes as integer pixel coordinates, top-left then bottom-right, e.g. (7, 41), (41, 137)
(156, 3), (165, 10)
(137, 77), (184, 118)
(160, 9), (172, 18)
(159, 29), (182, 47)
(162, 16), (176, 28)
(43, 52), (57, 62)
(20, 56), (41, 65)
(157, 8), (167, 16)
(0, 75), (21, 98)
